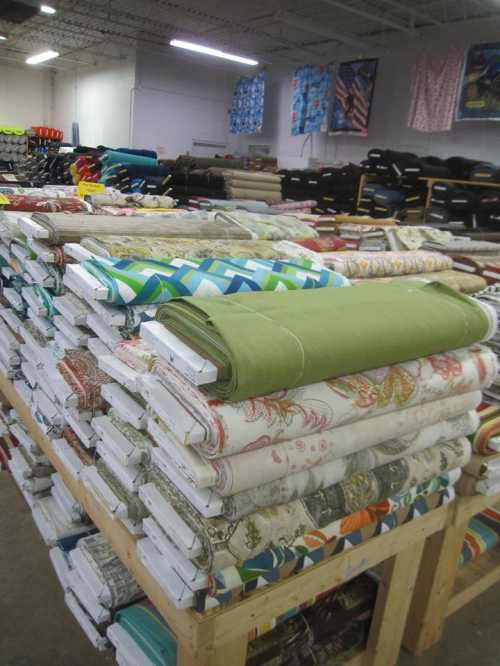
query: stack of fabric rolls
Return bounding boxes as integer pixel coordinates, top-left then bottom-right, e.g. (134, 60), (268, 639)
(279, 165), (361, 214)
(49, 531), (145, 650)
(456, 405), (500, 497)
(168, 170), (227, 203)
(71, 153), (102, 184)
(422, 238), (500, 285)
(0, 129), (27, 164)
(106, 574), (378, 665)
(459, 506), (500, 566)
(213, 169), (283, 203)
(93, 279), (495, 611)
(99, 149), (172, 195)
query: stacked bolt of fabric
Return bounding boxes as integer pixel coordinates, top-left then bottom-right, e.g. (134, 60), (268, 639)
(99, 150), (172, 195)
(49, 531), (144, 650)
(87, 280), (495, 610)
(458, 506), (500, 565)
(71, 153), (102, 184)
(106, 574), (377, 666)
(456, 406), (500, 496)
(210, 169), (283, 203)
(279, 165), (361, 215)
(168, 170), (227, 204)
(473, 284), (500, 403)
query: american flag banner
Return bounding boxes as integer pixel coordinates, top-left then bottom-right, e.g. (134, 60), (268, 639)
(330, 59), (378, 136)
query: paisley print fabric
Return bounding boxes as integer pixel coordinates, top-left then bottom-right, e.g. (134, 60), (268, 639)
(150, 346), (497, 457)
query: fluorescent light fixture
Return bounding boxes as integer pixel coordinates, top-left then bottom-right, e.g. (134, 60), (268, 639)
(169, 39), (258, 66)
(0, 36), (7, 41)
(26, 50), (59, 65)
(40, 4), (56, 14)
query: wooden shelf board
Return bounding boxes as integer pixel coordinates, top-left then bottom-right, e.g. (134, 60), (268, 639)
(447, 547), (500, 617)
(419, 177), (500, 188)
(453, 493), (500, 526)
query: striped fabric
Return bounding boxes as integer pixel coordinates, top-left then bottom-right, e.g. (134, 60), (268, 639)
(470, 405), (500, 456)
(81, 257), (350, 306)
(459, 507), (500, 566)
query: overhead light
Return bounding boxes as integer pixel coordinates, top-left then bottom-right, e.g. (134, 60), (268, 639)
(40, 4), (56, 14)
(26, 50), (59, 65)
(0, 36), (7, 41)
(169, 39), (258, 66)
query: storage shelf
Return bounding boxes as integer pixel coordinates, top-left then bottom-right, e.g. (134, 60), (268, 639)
(448, 546), (500, 617)
(0, 371), (451, 666)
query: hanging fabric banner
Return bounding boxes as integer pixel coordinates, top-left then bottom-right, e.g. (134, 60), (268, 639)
(229, 72), (266, 134)
(408, 50), (463, 132)
(330, 59), (378, 136)
(457, 43), (500, 121)
(291, 65), (332, 135)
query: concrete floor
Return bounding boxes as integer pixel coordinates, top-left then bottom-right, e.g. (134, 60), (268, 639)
(1, 473), (499, 666)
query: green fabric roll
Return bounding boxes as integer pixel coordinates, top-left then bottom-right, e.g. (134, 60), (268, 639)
(115, 600), (177, 666)
(156, 281), (494, 401)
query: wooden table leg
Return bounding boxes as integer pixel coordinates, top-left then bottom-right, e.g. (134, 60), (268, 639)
(177, 635), (248, 666)
(363, 539), (425, 666)
(403, 521), (468, 655)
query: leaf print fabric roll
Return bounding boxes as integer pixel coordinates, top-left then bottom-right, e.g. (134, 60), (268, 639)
(149, 346), (497, 457)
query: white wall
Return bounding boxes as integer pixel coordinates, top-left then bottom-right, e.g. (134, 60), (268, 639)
(0, 62), (52, 128)
(232, 16), (500, 168)
(131, 48), (238, 158)
(53, 58), (135, 148)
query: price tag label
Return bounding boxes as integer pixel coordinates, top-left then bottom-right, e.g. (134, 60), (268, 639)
(0, 194), (10, 205)
(77, 181), (105, 198)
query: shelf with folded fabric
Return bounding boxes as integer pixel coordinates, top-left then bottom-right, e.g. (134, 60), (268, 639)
(0, 370), (454, 666)
(404, 493), (500, 656)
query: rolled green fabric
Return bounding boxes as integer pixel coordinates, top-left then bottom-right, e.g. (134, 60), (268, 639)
(156, 281), (496, 401)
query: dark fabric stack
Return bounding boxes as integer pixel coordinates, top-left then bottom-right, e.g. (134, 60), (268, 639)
(168, 170), (227, 203)
(476, 191), (500, 230)
(17, 154), (74, 186)
(247, 573), (377, 666)
(279, 164), (361, 214)
(100, 163), (171, 195)
(427, 182), (477, 228)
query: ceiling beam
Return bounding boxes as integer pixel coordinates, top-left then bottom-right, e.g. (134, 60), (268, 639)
(378, 0), (442, 26)
(279, 11), (370, 50)
(316, 0), (414, 33)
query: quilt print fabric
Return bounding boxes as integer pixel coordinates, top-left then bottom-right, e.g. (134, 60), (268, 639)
(81, 256), (348, 306)
(157, 283), (495, 401)
(457, 43), (500, 121)
(150, 345), (497, 457)
(151, 439), (468, 572)
(95, 460), (149, 522)
(115, 599), (177, 666)
(321, 250), (453, 277)
(291, 65), (332, 135)
(57, 350), (113, 410)
(230, 73), (266, 135)
(330, 59), (378, 136)
(459, 507), (500, 566)
(408, 50), (463, 132)
(205, 480), (456, 607)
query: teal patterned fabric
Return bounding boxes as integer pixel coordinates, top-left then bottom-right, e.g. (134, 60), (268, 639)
(81, 256), (350, 305)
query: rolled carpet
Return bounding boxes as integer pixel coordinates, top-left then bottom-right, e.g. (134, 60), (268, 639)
(155, 282), (496, 401)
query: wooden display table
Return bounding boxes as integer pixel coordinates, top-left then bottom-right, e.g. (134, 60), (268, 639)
(0, 372), (453, 666)
(404, 491), (500, 655)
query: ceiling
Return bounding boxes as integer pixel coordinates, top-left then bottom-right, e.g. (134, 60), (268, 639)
(0, 0), (499, 69)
